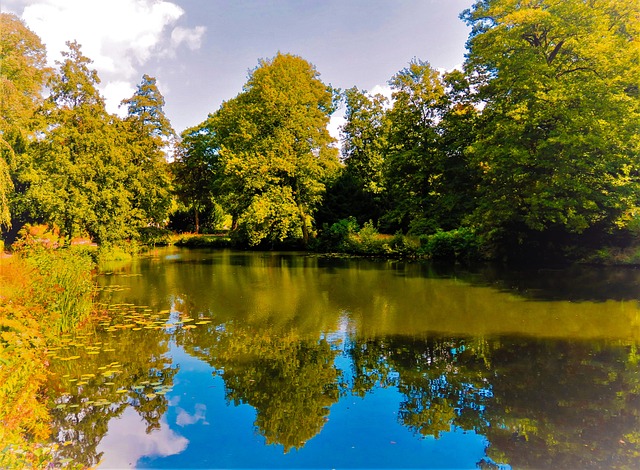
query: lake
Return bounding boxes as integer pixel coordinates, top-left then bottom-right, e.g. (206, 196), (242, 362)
(47, 248), (640, 468)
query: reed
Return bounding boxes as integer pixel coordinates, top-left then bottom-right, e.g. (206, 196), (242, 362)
(25, 250), (95, 334)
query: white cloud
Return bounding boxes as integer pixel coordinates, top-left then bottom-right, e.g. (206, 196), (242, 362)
(97, 406), (188, 468)
(171, 26), (207, 51)
(176, 403), (207, 427)
(10, 0), (206, 114)
(102, 81), (136, 116)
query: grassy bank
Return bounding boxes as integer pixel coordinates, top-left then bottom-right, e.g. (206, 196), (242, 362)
(0, 249), (95, 468)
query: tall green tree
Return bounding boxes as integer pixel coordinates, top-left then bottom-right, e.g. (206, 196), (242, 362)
(173, 117), (225, 233)
(325, 87), (389, 226)
(121, 75), (174, 227)
(463, 0), (640, 251)
(20, 41), (134, 244)
(0, 13), (49, 229)
(433, 70), (480, 230)
(382, 60), (448, 234)
(182, 53), (340, 246)
(342, 87), (388, 196)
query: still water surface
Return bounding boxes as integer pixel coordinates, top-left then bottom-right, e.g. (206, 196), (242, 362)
(48, 248), (640, 468)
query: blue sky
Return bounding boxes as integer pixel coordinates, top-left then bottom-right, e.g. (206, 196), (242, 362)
(3, 0), (473, 135)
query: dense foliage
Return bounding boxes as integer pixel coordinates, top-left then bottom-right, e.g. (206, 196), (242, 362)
(463, 0), (640, 256)
(0, 15), (173, 247)
(173, 1), (638, 259)
(174, 53), (340, 246)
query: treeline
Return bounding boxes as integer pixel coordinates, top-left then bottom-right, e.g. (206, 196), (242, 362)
(2, 0), (640, 261)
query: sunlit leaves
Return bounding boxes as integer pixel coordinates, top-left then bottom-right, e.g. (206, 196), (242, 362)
(0, 13), (50, 229)
(16, 42), (173, 244)
(120, 75), (174, 227)
(177, 53), (340, 246)
(463, 0), (640, 248)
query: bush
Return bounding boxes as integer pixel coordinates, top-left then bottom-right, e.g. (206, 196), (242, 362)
(11, 224), (61, 252)
(384, 232), (420, 257)
(173, 234), (233, 248)
(138, 226), (172, 246)
(317, 218), (359, 252)
(315, 220), (423, 257)
(582, 245), (640, 265)
(420, 228), (480, 260)
(352, 221), (387, 255)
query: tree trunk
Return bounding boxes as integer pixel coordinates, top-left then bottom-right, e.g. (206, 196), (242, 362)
(298, 203), (309, 247)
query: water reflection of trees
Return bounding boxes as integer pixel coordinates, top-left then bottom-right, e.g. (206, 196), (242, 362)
(93, 250), (640, 466)
(172, 308), (640, 468)
(176, 322), (342, 453)
(48, 326), (177, 467)
(349, 336), (493, 439)
(348, 334), (640, 469)
(482, 339), (640, 469)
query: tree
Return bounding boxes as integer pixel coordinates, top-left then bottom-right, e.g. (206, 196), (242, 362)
(20, 41), (134, 244)
(121, 75), (174, 227)
(212, 53), (340, 246)
(122, 74), (173, 139)
(462, 0), (640, 252)
(0, 13), (49, 229)
(0, 157), (9, 230)
(173, 117), (225, 233)
(382, 60), (448, 234)
(323, 87), (389, 226)
(342, 87), (388, 196)
(432, 70), (480, 230)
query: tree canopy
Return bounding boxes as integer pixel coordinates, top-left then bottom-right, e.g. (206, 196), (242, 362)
(175, 53), (340, 246)
(1, 33), (173, 245)
(0, 13), (49, 229)
(462, 0), (640, 250)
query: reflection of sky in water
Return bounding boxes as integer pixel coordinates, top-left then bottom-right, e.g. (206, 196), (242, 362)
(97, 407), (188, 469)
(112, 343), (502, 469)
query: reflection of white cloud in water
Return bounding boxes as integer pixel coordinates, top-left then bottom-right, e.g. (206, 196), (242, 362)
(97, 407), (188, 469)
(176, 403), (207, 427)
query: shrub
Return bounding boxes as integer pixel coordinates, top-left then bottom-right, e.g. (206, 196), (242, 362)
(317, 218), (359, 252)
(96, 240), (146, 265)
(384, 232), (420, 257)
(420, 228), (480, 260)
(11, 224), (61, 252)
(138, 227), (172, 246)
(173, 234), (233, 248)
(352, 221), (387, 255)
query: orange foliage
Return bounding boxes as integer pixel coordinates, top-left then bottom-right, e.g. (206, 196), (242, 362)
(0, 256), (52, 466)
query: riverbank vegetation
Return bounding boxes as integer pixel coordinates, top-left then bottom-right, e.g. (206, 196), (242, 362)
(1, 1), (638, 465)
(0, 248), (95, 467)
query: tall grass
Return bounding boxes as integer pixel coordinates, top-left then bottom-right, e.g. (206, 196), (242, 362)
(25, 250), (95, 334)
